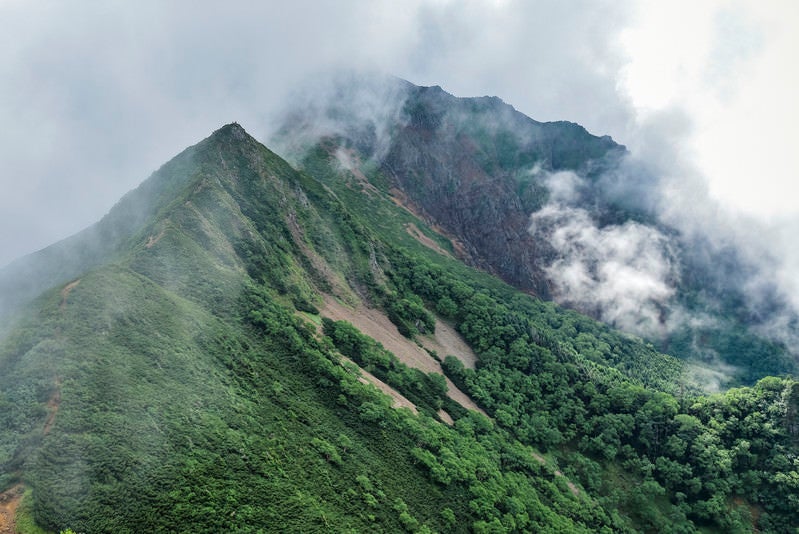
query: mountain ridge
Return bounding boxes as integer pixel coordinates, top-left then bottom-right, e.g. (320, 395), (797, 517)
(0, 124), (233, 320)
(277, 78), (630, 298)
(0, 92), (797, 532)
(274, 75), (797, 383)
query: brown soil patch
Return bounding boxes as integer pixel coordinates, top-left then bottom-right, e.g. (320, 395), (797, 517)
(346, 358), (418, 415)
(389, 187), (423, 218)
(419, 317), (478, 370)
(563, 478), (580, 497)
(145, 229), (166, 248)
(732, 496), (761, 529)
(321, 296), (486, 416)
(322, 296), (439, 374)
(404, 223), (452, 258)
(0, 484), (24, 534)
(286, 212), (352, 297)
(334, 148), (382, 198)
(389, 188), (470, 259)
(437, 409), (454, 425)
(531, 452), (580, 496)
(60, 279), (81, 309)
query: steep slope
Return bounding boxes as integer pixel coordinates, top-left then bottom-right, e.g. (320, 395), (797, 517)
(277, 80), (624, 298)
(380, 85), (623, 298)
(1, 122), (797, 533)
(274, 75), (797, 384)
(0, 124), (617, 532)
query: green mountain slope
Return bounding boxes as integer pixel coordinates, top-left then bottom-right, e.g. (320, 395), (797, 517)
(0, 137), (209, 323)
(0, 124), (797, 533)
(273, 77), (798, 384)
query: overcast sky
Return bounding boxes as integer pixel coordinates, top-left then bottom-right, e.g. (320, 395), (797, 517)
(0, 0), (797, 269)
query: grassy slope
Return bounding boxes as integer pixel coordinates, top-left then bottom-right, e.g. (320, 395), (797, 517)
(295, 144), (799, 533)
(0, 131), (455, 531)
(0, 268), (474, 532)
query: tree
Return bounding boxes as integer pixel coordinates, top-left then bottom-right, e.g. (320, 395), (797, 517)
(783, 381), (799, 439)
(636, 393), (678, 455)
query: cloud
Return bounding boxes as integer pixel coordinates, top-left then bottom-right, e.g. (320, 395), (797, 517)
(0, 1), (408, 267)
(405, 0), (634, 138)
(269, 71), (412, 163)
(621, 0), (799, 220)
(683, 360), (739, 394)
(0, 0), (640, 268)
(529, 173), (680, 338)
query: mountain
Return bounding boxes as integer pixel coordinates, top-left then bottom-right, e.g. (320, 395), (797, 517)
(276, 80), (624, 298)
(274, 75), (798, 384)
(0, 94), (797, 532)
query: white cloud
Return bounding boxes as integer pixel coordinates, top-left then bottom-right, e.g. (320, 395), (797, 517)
(530, 201), (679, 337)
(0, 0), (636, 267)
(620, 0), (799, 220)
(544, 171), (582, 204)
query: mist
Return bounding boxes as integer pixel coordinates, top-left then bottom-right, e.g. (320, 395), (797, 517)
(269, 71), (413, 164)
(1, 1), (796, 365)
(0, 0), (639, 269)
(528, 170), (680, 338)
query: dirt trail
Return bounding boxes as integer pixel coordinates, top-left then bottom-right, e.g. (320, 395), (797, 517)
(145, 229), (166, 248)
(336, 148), (382, 198)
(404, 223), (452, 258)
(321, 296), (486, 416)
(0, 485), (23, 534)
(389, 188), (469, 258)
(286, 212), (351, 296)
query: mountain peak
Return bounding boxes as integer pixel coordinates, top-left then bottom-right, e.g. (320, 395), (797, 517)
(203, 122), (259, 150)
(193, 121), (281, 172)
(212, 121), (249, 140)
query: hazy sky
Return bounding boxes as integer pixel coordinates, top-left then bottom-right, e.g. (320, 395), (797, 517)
(0, 0), (797, 269)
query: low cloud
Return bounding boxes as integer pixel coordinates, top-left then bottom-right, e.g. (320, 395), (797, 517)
(0, 0), (638, 268)
(270, 71), (412, 163)
(529, 115), (799, 368)
(529, 186), (679, 338)
(683, 360), (739, 394)
(0, 0), (795, 372)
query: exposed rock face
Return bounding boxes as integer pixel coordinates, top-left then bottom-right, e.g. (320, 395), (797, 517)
(271, 77), (624, 297)
(379, 85), (623, 296)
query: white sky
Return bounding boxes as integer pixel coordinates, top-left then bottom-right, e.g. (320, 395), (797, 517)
(0, 0), (796, 268)
(620, 0), (799, 220)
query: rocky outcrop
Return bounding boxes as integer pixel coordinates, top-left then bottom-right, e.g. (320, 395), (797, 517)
(379, 85), (623, 296)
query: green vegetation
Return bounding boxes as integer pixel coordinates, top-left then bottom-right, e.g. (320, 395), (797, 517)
(322, 317), (448, 416)
(383, 249), (799, 532)
(0, 123), (796, 532)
